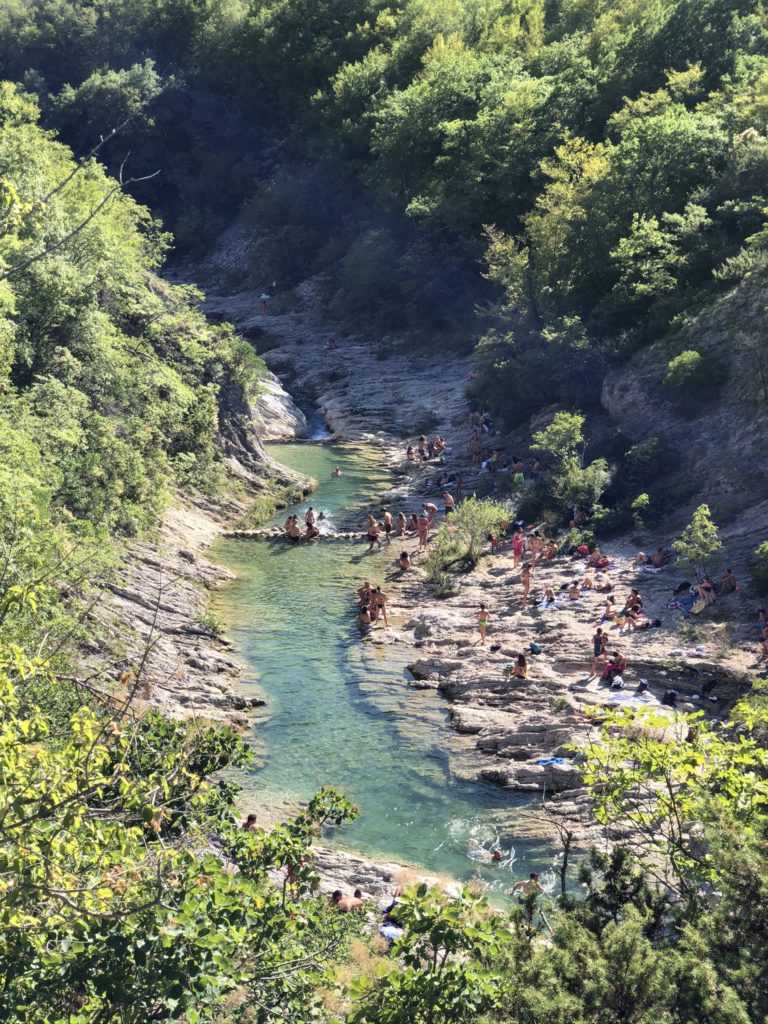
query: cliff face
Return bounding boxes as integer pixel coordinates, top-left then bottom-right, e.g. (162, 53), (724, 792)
(601, 271), (768, 542)
(82, 345), (310, 727)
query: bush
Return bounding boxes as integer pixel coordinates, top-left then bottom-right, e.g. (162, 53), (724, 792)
(447, 497), (513, 566)
(750, 541), (768, 595)
(663, 349), (728, 412)
(672, 504), (723, 575)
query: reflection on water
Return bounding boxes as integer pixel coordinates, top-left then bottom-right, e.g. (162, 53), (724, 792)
(211, 442), (559, 898)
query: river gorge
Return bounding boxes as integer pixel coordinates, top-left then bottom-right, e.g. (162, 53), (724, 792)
(211, 440), (560, 901)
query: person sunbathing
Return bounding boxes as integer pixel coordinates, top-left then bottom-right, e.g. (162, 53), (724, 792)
(542, 539), (558, 561)
(719, 568), (739, 593)
(568, 581), (582, 600)
(397, 551), (412, 571)
(542, 587), (556, 603)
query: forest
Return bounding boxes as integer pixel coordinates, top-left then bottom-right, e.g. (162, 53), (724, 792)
(1, 0), (768, 1021)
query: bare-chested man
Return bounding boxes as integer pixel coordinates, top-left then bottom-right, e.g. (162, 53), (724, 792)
(443, 491), (455, 515)
(422, 502), (438, 526)
(382, 509), (393, 544)
(366, 515), (382, 551)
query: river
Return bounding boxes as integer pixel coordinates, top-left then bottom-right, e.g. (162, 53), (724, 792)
(211, 441), (559, 900)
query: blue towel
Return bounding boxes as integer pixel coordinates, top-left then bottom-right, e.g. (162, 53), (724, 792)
(535, 756), (567, 766)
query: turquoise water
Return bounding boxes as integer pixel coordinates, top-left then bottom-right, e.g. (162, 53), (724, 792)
(211, 442), (559, 899)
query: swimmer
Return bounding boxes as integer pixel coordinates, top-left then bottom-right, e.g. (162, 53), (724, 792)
(467, 838), (502, 862)
(510, 872), (542, 896)
(332, 467), (342, 477)
(318, 511), (326, 522)
(305, 507), (315, 527)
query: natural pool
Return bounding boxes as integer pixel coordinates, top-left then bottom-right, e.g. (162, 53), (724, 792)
(211, 442), (559, 900)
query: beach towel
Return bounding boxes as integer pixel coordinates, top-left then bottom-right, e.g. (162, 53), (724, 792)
(535, 757), (567, 766)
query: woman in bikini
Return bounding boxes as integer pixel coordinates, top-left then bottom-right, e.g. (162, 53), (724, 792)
(511, 528), (524, 569)
(520, 563), (533, 605)
(477, 604), (490, 645)
(396, 512), (407, 537)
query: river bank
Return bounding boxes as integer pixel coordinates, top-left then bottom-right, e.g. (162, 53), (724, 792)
(202, 285), (758, 861)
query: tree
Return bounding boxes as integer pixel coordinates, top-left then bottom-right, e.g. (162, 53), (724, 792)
(672, 503), (723, 574)
(531, 410), (585, 464)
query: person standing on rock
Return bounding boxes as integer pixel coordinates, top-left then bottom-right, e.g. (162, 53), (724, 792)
(422, 501), (438, 526)
(366, 515), (382, 551)
(477, 604), (490, 645)
(520, 563), (533, 605)
(443, 491), (455, 516)
(511, 528), (524, 569)
(305, 507), (315, 528)
(591, 628), (608, 676)
(382, 509), (393, 543)
(373, 586), (389, 628)
(417, 514), (430, 550)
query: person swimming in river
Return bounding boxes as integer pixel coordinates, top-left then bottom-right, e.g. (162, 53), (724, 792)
(466, 838), (502, 863)
(332, 467), (341, 477)
(305, 522), (320, 540)
(510, 872), (542, 896)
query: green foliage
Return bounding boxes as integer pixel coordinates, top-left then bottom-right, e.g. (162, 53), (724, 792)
(750, 539), (768, 594)
(446, 496), (512, 566)
(0, 639), (362, 1022)
(0, 83), (267, 654)
(663, 348), (728, 411)
(348, 884), (512, 1024)
(672, 502), (724, 574)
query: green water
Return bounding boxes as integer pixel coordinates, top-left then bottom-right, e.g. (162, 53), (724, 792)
(211, 442), (559, 900)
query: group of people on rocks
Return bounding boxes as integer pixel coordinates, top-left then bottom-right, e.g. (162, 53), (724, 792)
(406, 434), (448, 464)
(356, 581), (389, 631)
(283, 506), (327, 542)
(364, 496), (454, 554)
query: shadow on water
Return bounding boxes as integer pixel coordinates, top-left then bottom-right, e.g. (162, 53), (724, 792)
(211, 442), (561, 901)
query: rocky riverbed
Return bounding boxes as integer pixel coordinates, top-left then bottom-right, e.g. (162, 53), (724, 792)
(94, 277), (764, 891)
